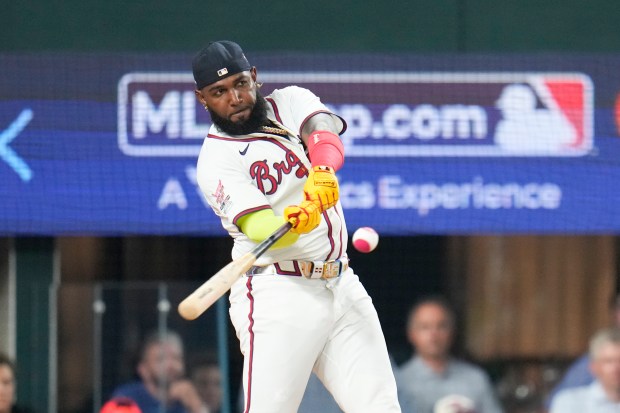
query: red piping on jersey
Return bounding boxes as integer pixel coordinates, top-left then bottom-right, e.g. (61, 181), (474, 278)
(266, 98), (349, 137)
(334, 208), (344, 259)
(269, 137), (298, 154)
(233, 205), (271, 227)
(244, 277), (255, 413)
(266, 98), (283, 124)
(323, 211), (337, 261)
(207, 134), (272, 142)
(207, 134), (300, 158)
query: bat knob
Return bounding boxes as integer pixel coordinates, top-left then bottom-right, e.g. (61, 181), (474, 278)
(178, 300), (201, 320)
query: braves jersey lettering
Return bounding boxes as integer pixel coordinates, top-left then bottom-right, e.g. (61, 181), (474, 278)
(273, 150), (308, 182)
(249, 161), (277, 195)
(249, 150), (307, 195)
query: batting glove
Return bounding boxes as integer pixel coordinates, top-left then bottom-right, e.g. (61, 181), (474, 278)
(284, 200), (321, 234)
(303, 165), (339, 212)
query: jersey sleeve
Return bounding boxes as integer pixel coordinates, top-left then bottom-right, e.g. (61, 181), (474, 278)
(196, 140), (271, 231)
(270, 86), (346, 136)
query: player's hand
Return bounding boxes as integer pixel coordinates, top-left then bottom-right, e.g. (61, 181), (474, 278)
(284, 200), (321, 234)
(303, 165), (339, 212)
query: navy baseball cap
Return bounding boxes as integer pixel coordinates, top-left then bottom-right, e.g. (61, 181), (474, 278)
(192, 41), (252, 90)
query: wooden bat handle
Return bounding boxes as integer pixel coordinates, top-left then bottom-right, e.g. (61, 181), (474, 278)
(178, 220), (294, 320)
(177, 252), (256, 320)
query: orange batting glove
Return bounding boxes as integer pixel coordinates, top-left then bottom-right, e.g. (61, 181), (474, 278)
(303, 165), (339, 212)
(284, 200), (321, 234)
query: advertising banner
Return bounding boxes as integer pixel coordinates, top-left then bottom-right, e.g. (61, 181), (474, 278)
(1, 53), (619, 235)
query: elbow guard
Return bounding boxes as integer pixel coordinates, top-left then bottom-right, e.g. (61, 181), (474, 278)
(307, 130), (345, 171)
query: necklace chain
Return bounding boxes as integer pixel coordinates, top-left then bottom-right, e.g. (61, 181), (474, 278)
(260, 125), (289, 136)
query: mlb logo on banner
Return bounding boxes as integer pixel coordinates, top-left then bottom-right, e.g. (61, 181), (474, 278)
(492, 75), (592, 156)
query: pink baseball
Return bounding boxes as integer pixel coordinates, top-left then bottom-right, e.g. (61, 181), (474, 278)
(352, 227), (379, 253)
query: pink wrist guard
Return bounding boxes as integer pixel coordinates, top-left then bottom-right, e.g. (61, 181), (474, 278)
(307, 130), (345, 171)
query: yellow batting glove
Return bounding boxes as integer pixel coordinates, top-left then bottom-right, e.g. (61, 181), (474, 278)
(284, 200), (321, 234)
(303, 166), (339, 212)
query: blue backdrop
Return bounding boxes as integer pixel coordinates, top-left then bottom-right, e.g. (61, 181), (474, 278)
(1, 53), (619, 235)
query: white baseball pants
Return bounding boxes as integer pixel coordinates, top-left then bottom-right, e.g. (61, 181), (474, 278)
(229, 268), (402, 413)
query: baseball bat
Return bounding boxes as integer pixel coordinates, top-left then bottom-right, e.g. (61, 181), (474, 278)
(178, 220), (294, 320)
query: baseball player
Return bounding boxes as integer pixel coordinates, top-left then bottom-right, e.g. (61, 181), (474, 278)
(192, 40), (401, 413)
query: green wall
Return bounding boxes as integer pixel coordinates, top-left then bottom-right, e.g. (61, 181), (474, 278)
(2, 0), (620, 52)
(14, 238), (56, 413)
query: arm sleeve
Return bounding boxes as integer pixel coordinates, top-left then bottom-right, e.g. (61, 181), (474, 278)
(197, 141), (272, 230)
(237, 209), (299, 248)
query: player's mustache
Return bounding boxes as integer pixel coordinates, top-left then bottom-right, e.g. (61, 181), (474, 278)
(230, 106), (252, 118)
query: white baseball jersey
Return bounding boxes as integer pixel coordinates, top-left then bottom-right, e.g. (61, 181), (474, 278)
(196, 86), (347, 265)
(196, 86), (402, 413)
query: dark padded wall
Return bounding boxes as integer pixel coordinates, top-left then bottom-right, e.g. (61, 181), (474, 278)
(2, 0), (619, 52)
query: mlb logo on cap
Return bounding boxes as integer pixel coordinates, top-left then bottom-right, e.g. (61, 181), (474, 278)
(192, 40), (252, 89)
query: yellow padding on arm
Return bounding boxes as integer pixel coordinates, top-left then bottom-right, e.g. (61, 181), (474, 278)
(237, 209), (299, 249)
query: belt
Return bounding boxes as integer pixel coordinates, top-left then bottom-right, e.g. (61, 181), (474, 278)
(246, 257), (349, 280)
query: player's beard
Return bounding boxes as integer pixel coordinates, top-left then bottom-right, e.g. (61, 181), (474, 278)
(209, 91), (269, 136)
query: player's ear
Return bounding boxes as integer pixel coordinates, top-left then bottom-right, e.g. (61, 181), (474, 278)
(251, 68), (263, 89)
(195, 90), (207, 108)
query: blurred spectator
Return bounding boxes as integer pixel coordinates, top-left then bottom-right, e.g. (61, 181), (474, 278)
(297, 373), (342, 413)
(110, 330), (209, 413)
(235, 372), (342, 413)
(0, 353), (33, 413)
(549, 327), (620, 412)
(546, 292), (620, 408)
(391, 356), (416, 413)
(300, 366), (415, 413)
(188, 354), (222, 413)
(398, 296), (503, 413)
(236, 356), (415, 413)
